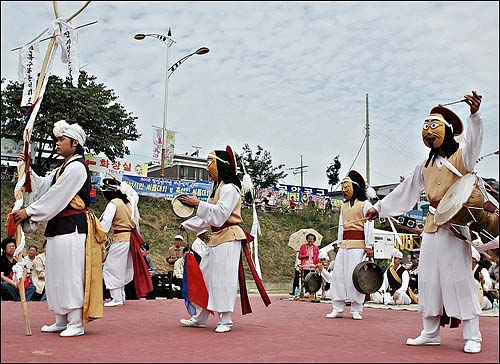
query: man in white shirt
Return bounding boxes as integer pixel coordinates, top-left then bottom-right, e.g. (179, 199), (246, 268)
(371, 250), (411, 305)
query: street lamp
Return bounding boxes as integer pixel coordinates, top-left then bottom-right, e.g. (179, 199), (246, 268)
(134, 28), (209, 178)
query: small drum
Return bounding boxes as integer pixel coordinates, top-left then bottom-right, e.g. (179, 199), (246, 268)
(172, 195), (195, 218)
(434, 173), (499, 260)
(352, 258), (383, 294)
(304, 272), (322, 293)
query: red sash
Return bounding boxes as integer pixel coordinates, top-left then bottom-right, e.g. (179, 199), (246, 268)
(343, 230), (365, 240)
(129, 229), (153, 298)
(211, 222), (238, 233)
(238, 228), (271, 315)
(54, 209), (86, 219)
(429, 200), (440, 209)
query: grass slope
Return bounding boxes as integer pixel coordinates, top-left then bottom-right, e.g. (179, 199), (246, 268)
(1, 182), (339, 283)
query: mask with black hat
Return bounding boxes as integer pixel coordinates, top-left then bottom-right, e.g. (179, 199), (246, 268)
(422, 105), (463, 167)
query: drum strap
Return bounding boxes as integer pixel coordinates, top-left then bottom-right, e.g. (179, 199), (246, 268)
(389, 266), (402, 284)
(436, 155), (463, 177)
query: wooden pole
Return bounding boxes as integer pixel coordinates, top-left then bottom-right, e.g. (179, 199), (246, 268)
(365, 93), (370, 185)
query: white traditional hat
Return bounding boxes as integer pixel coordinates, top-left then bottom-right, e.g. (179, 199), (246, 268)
(174, 235), (184, 241)
(471, 247), (481, 262)
(53, 120), (86, 146)
(319, 251), (329, 260)
(392, 250), (403, 259)
(197, 229), (208, 237)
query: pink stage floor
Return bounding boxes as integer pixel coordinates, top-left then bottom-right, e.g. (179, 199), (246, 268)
(1, 295), (498, 363)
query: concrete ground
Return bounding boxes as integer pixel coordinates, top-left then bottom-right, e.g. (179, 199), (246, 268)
(1, 295), (498, 363)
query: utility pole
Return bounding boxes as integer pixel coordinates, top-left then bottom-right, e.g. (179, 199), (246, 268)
(191, 145), (202, 157)
(288, 155), (308, 201)
(365, 93), (370, 185)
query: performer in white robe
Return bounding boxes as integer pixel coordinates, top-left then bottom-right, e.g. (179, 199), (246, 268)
(325, 170), (374, 320)
(100, 178), (137, 307)
(178, 146), (248, 333)
(13, 120), (91, 337)
(365, 91), (484, 354)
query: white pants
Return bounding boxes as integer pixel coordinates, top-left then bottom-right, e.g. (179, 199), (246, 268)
(103, 241), (133, 290)
(372, 291), (412, 305)
(330, 248), (365, 314)
(200, 241), (241, 312)
(419, 315), (482, 342)
(480, 296), (492, 311)
(189, 241), (241, 325)
(45, 229), (85, 315)
(418, 230), (481, 319)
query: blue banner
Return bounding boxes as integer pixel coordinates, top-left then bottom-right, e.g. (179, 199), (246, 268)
(122, 175), (213, 201)
(275, 183), (329, 197)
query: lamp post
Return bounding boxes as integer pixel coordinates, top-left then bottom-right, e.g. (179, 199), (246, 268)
(134, 28), (209, 178)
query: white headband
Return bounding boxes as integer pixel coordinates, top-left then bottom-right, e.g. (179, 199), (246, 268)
(208, 153), (230, 166)
(342, 176), (359, 187)
(53, 120), (86, 146)
(425, 115), (453, 133)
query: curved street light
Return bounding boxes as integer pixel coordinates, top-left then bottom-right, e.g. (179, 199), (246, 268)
(134, 29), (209, 178)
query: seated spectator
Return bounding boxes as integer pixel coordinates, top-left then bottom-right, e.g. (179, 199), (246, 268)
(371, 250), (412, 305)
(488, 257), (499, 291)
(327, 241), (340, 270)
(141, 242), (158, 300)
(1, 237), (35, 302)
(165, 235), (184, 273)
(22, 245), (37, 280)
(318, 251), (331, 299)
(172, 247), (190, 294)
(31, 241), (47, 301)
(316, 253), (336, 307)
(471, 247), (493, 310)
(408, 253), (419, 294)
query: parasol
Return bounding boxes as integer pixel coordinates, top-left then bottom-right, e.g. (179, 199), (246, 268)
(288, 228), (323, 251)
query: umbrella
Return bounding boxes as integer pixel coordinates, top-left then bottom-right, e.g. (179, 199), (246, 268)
(288, 228), (323, 251)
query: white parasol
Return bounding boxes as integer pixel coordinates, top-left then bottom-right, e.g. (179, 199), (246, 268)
(288, 228), (323, 251)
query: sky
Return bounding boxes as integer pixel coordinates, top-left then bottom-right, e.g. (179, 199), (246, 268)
(1, 1), (499, 190)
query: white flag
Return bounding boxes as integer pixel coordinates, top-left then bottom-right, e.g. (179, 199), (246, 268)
(53, 19), (80, 87)
(152, 127), (163, 165)
(18, 43), (40, 107)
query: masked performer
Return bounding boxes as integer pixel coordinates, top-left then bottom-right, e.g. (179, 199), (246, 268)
(366, 91), (484, 354)
(100, 178), (152, 306)
(13, 120), (106, 337)
(325, 170), (374, 320)
(177, 146), (270, 333)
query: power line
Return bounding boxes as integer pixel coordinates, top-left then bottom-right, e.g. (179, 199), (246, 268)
(331, 134), (367, 193)
(370, 127), (424, 161)
(369, 130), (423, 162)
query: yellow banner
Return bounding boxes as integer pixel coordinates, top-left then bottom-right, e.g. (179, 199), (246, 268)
(84, 155), (148, 177)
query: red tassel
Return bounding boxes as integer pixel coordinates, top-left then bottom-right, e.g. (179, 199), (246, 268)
(7, 214), (16, 237)
(23, 141), (32, 193)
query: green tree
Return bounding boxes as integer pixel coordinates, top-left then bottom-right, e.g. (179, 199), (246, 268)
(326, 155), (341, 191)
(237, 144), (287, 190)
(1, 71), (140, 174)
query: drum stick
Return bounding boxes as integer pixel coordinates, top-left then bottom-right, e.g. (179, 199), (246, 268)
(438, 99), (466, 107)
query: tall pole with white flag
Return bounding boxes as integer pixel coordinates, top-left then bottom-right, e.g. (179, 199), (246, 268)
(9, 0), (93, 336)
